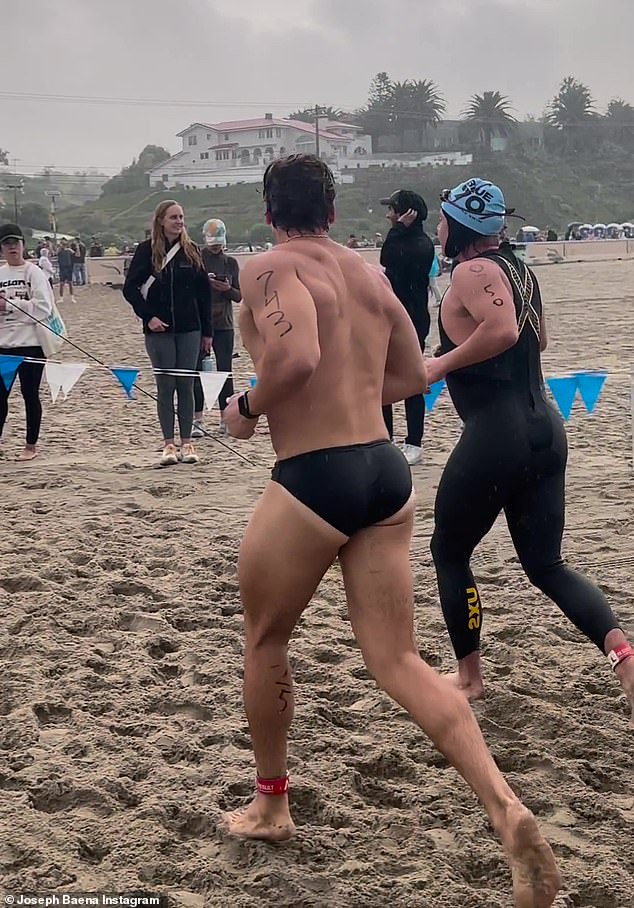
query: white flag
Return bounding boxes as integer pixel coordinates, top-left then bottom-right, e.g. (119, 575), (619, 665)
(45, 362), (88, 403)
(198, 371), (229, 411)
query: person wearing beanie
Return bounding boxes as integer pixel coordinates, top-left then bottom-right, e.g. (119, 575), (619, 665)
(193, 218), (241, 436)
(426, 178), (634, 721)
(379, 189), (435, 466)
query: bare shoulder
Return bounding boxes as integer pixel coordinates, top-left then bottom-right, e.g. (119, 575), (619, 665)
(452, 258), (512, 296)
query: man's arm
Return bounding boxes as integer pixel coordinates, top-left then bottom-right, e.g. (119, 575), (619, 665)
(382, 283), (427, 405)
(242, 255), (321, 416)
(435, 259), (519, 376)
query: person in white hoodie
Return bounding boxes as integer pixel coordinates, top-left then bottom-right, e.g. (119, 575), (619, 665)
(0, 223), (53, 461)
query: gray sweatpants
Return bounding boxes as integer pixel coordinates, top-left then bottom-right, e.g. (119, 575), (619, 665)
(145, 330), (201, 442)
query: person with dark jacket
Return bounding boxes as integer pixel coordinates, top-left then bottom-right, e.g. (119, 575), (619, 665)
(193, 218), (242, 436)
(379, 189), (435, 465)
(123, 200), (212, 466)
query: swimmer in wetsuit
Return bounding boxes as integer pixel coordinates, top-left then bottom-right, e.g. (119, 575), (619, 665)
(426, 178), (634, 719)
(222, 155), (561, 908)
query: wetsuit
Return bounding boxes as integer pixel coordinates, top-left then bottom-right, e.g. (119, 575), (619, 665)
(431, 246), (620, 659)
(272, 440), (412, 537)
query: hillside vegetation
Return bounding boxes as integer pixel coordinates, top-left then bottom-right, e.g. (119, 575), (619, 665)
(50, 148), (634, 246)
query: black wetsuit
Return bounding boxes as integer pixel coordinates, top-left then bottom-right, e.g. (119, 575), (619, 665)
(431, 246), (619, 659)
(272, 440), (412, 537)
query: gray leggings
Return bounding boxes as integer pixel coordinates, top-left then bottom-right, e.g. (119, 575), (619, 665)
(144, 330), (201, 441)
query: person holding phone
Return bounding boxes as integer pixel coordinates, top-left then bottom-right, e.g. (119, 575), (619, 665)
(193, 218), (241, 436)
(123, 200), (212, 466)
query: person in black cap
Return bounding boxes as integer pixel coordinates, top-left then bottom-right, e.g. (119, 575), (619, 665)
(379, 189), (435, 465)
(0, 223), (54, 461)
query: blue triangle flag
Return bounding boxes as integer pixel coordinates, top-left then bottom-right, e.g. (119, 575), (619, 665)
(0, 354), (24, 390)
(111, 367), (139, 398)
(424, 380), (445, 412)
(546, 376), (577, 420)
(575, 372), (607, 414)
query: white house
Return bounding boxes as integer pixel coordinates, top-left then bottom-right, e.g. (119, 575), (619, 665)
(148, 113), (373, 189)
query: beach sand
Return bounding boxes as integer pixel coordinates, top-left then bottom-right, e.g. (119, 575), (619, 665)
(0, 260), (633, 907)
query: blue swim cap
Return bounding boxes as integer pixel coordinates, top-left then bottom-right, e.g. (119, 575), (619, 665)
(441, 178), (507, 236)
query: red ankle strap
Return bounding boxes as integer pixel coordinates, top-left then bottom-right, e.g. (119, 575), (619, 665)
(608, 644), (634, 671)
(256, 773), (289, 796)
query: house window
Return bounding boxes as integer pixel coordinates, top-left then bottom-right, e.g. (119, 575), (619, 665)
(253, 147), (262, 161)
(200, 152), (209, 160)
(265, 146), (274, 156)
(275, 128), (282, 138)
(258, 130), (265, 139)
(162, 174), (169, 182)
(222, 151), (230, 160)
(224, 133), (230, 141)
(207, 133), (212, 140)
(215, 151), (221, 160)
(188, 135), (197, 146)
(232, 150), (238, 159)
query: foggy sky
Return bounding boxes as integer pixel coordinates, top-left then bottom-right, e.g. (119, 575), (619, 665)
(2, 0), (632, 177)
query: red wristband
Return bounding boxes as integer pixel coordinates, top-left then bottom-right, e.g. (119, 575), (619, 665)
(607, 643), (634, 671)
(256, 773), (289, 796)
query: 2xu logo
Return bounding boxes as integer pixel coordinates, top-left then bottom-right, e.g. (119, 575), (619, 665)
(467, 587), (481, 630)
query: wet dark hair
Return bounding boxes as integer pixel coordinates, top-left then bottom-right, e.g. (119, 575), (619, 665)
(443, 211), (491, 258)
(263, 154), (336, 233)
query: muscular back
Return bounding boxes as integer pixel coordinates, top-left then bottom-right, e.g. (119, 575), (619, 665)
(239, 238), (404, 459)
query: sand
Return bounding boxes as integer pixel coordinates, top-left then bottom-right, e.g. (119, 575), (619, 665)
(0, 260), (633, 908)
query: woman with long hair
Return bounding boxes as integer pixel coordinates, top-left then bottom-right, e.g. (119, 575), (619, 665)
(124, 200), (212, 465)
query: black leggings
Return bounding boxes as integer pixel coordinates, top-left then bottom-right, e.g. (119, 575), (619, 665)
(194, 329), (235, 413)
(430, 400), (620, 659)
(382, 311), (428, 447)
(0, 345), (45, 445)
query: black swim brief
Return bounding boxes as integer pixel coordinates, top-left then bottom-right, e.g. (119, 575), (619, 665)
(271, 439), (412, 537)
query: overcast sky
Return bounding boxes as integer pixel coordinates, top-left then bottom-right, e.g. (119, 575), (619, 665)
(2, 0), (632, 176)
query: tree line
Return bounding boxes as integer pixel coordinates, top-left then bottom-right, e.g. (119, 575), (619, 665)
(290, 75), (634, 154)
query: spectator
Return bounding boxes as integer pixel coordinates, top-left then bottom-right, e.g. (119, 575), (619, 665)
(0, 223), (54, 462)
(89, 237), (103, 257)
(72, 236), (87, 286)
(346, 234), (360, 248)
(123, 200), (212, 467)
(38, 247), (55, 289)
(57, 239), (76, 304)
(193, 218), (241, 436)
(429, 250), (442, 306)
(379, 188), (434, 465)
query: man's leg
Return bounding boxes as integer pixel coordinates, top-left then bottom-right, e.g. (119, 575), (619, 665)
(223, 482), (346, 841)
(339, 498), (561, 908)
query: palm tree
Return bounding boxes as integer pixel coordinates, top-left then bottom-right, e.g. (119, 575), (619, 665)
(547, 77), (595, 151)
(605, 98), (634, 147)
(288, 106), (345, 123)
(462, 91), (516, 150)
(390, 79), (445, 148)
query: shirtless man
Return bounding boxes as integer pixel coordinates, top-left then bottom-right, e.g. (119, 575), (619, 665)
(222, 156), (560, 908)
(425, 178), (634, 721)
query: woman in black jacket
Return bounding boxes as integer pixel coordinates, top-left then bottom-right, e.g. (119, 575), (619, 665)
(123, 200), (212, 466)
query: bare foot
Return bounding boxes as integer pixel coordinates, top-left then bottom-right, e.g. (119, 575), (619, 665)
(613, 657), (634, 727)
(17, 447), (38, 462)
(220, 796), (296, 843)
(500, 803), (562, 908)
(446, 672), (485, 702)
